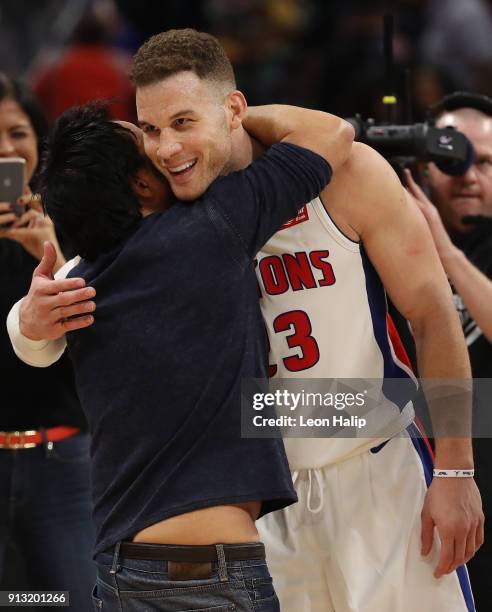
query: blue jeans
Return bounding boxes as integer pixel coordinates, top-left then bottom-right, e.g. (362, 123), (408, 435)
(93, 543), (280, 611)
(0, 433), (96, 610)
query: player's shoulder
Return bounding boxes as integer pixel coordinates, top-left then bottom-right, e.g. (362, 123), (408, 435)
(338, 142), (398, 190)
(319, 142), (406, 239)
(325, 142), (402, 209)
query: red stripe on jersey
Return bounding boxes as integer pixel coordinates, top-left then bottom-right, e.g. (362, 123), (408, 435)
(386, 313), (434, 459)
(386, 313), (412, 369)
(414, 417), (435, 460)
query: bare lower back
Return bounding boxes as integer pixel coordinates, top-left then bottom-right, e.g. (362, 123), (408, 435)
(132, 501), (262, 545)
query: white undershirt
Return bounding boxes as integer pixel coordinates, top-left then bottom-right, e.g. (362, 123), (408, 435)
(6, 256), (80, 367)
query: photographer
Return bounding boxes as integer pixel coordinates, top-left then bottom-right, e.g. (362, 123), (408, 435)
(0, 74), (95, 607)
(406, 91), (492, 611)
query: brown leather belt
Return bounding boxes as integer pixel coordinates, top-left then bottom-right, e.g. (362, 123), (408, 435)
(0, 426), (80, 449)
(118, 541), (265, 563)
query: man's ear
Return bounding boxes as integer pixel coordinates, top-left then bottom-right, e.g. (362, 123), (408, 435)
(130, 166), (174, 214)
(225, 90), (247, 130)
(130, 170), (150, 198)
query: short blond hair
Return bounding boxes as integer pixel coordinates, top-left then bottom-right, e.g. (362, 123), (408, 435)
(131, 28), (236, 94)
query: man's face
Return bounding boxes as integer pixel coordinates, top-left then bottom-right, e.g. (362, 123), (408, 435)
(136, 71), (234, 201)
(116, 121), (173, 214)
(426, 109), (492, 234)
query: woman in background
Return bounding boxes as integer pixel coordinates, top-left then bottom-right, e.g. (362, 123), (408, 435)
(0, 73), (95, 609)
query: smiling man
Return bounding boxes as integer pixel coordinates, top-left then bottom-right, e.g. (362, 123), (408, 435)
(134, 54), (255, 202)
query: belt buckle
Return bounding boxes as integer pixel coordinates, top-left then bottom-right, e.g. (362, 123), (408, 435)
(0, 430), (37, 449)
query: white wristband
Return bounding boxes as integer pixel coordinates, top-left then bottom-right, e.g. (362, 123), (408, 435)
(433, 469), (475, 478)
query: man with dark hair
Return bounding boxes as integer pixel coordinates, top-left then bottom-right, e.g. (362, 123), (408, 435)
(9, 30), (483, 612)
(406, 91), (492, 612)
(38, 104), (171, 259)
(13, 99), (351, 612)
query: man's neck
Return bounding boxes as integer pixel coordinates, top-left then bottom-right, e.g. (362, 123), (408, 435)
(227, 126), (266, 172)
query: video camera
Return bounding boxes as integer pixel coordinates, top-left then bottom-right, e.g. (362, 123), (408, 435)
(345, 15), (476, 177)
(347, 115), (474, 177)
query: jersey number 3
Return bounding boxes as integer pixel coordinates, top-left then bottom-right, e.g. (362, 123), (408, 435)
(268, 310), (320, 376)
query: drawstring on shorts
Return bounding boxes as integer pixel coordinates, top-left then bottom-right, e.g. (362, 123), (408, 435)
(306, 468), (324, 513)
(293, 468), (325, 513)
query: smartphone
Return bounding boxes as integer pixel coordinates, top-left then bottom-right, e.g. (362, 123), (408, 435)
(0, 158), (25, 216)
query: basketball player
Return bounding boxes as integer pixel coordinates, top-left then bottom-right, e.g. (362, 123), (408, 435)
(254, 164), (481, 612)
(8, 29), (483, 612)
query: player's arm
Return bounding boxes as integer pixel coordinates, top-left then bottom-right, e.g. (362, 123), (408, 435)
(7, 242), (95, 367)
(339, 144), (483, 577)
(406, 167), (492, 342)
(242, 105), (354, 172)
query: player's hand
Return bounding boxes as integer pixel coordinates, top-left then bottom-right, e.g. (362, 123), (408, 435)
(421, 476), (484, 578)
(404, 168), (456, 261)
(19, 242), (96, 341)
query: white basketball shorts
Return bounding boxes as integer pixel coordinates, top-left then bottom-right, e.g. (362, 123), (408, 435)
(258, 424), (475, 612)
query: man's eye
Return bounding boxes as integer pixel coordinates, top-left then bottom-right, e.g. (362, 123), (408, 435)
(143, 125), (158, 134)
(174, 118), (189, 127)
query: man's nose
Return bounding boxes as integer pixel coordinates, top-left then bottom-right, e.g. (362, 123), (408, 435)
(157, 133), (183, 163)
(457, 162), (480, 186)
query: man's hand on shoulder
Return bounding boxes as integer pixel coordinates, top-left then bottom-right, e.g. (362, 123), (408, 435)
(20, 241), (96, 341)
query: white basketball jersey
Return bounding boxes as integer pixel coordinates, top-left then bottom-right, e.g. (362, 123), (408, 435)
(256, 198), (415, 469)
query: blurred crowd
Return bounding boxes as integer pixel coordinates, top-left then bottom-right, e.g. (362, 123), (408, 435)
(1, 0), (492, 124)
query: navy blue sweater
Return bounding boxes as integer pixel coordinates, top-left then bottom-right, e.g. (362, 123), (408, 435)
(67, 143), (332, 555)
